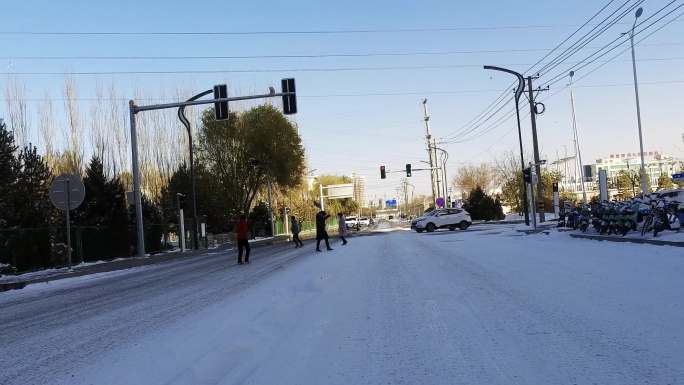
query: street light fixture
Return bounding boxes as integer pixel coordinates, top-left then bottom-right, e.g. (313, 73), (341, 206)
(483, 65), (530, 225)
(568, 70), (587, 203)
(625, 6), (648, 195)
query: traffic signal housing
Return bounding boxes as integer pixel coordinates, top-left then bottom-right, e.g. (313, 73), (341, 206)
(281, 78), (297, 115)
(405, 163), (412, 177)
(380, 165), (386, 179)
(213, 84), (228, 120)
(523, 167), (531, 183)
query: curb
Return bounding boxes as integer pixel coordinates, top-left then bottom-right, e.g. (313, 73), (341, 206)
(0, 237), (287, 292)
(570, 233), (684, 247)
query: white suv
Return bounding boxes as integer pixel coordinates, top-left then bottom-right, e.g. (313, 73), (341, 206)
(413, 208), (472, 233)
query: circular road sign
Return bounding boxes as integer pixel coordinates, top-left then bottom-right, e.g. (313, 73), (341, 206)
(436, 197), (445, 207)
(49, 174), (85, 211)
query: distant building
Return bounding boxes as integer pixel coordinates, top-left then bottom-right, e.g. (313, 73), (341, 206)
(595, 151), (682, 187)
(352, 173), (367, 208)
(553, 151), (682, 199)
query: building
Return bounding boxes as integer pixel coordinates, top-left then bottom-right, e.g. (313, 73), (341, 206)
(553, 151), (682, 200)
(595, 151), (682, 188)
(352, 173), (367, 208)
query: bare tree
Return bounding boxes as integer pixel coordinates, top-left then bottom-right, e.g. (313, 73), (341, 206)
(3, 77), (31, 148)
(62, 75), (84, 174)
(38, 92), (57, 171)
(90, 82), (108, 169)
(452, 163), (498, 195)
(107, 83), (128, 176)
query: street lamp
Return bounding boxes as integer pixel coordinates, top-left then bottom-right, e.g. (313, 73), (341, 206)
(568, 71), (587, 203)
(178, 89), (213, 250)
(483, 65), (529, 225)
(625, 7), (648, 195)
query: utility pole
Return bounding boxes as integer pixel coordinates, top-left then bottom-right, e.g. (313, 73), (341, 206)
(422, 99), (437, 205)
(527, 76), (546, 223)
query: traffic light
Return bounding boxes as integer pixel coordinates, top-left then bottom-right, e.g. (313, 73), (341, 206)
(281, 78), (297, 115)
(405, 163), (412, 177)
(523, 167), (531, 183)
(176, 193), (186, 210)
(213, 84), (228, 120)
(380, 165), (386, 179)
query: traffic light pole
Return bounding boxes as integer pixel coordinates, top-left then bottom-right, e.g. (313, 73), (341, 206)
(129, 87), (296, 257)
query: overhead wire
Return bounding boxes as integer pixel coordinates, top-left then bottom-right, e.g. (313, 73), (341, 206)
(439, 0), (624, 141)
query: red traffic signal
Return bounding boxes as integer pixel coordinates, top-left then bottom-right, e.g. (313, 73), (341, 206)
(380, 165), (386, 179)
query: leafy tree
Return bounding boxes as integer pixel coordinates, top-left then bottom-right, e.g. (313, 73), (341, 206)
(657, 173), (674, 190)
(196, 105), (305, 217)
(499, 170), (523, 213)
(616, 170), (639, 199)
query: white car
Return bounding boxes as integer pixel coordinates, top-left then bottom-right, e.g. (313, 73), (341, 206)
(345, 217), (358, 228)
(657, 188), (684, 205)
(413, 208), (472, 233)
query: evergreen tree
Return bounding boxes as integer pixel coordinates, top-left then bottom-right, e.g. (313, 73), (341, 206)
(129, 195), (164, 254)
(0, 120), (20, 227)
(0, 121), (54, 271)
(77, 156), (130, 261)
(464, 187), (504, 221)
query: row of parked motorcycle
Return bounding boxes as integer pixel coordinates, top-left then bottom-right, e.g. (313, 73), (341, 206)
(558, 196), (683, 237)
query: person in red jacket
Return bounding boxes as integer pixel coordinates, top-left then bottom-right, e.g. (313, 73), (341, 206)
(235, 214), (250, 265)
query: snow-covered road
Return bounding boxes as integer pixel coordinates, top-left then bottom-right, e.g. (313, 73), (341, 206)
(2, 226), (683, 385)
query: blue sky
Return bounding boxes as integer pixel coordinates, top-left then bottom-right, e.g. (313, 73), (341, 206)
(2, 0), (683, 199)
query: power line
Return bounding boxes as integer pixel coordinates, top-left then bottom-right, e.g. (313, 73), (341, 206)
(443, 4), (684, 153)
(2, 42), (681, 61)
(440, 0), (624, 140)
(3, 56), (682, 76)
(0, 22), (654, 37)
(2, 79), (683, 103)
(541, 2), (684, 89)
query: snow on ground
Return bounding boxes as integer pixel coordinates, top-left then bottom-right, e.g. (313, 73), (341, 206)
(2, 226), (683, 385)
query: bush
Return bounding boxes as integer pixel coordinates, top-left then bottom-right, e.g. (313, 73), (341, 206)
(463, 187), (505, 221)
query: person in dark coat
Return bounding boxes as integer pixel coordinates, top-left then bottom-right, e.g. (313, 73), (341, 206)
(235, 214), (250, 264)
(315, 210), (333, 252)
(291, 215), (304, 248)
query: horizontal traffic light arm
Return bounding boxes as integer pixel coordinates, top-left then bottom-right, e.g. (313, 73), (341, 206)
(131, 90), (295, 113)
(384, 167), (438, 173)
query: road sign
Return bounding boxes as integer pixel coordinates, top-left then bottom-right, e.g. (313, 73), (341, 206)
(673, 172), (684, 182)
(386, 199), (397, 208)
(436, 197), (445, 207)
(49, 174), (85, 271)
(49, 174), (85, 211)
(326, 183), (354, 199)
